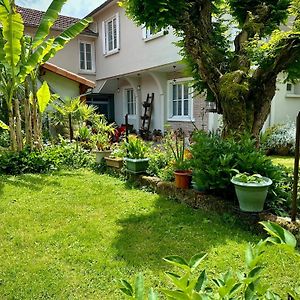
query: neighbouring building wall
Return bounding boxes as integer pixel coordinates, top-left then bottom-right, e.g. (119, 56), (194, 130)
(93, 3), (181, 80)
(41, 71), (80, 99)
(269, 80), (300, 126)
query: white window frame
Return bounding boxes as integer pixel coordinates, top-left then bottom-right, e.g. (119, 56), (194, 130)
(167, 78), (194, 122)
(102, 13), (120, 56)
(125, 88), (137, 116)
(79, 40), (95, 73)
(142, 25), (165, 42)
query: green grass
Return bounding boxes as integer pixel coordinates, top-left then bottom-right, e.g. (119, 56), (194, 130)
(271, 155), (294, 170)
(0, 170), (299, 299)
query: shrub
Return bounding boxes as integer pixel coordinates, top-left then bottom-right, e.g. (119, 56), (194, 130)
(0, 130), (10, 148)
(0, 143), (93, 175)
(261, 122), (295, 155)
(190, 132), (292, 215)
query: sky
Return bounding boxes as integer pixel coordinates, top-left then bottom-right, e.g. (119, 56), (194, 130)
(16, 0), (106, 18)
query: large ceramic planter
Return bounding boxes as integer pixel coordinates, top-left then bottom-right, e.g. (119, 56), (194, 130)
(124, 158), (149, 174)
(105, 157), (123, 169)
(231, 177), (273, 212)
(174, 170), (192, 189)
(94, 150), (112, 163)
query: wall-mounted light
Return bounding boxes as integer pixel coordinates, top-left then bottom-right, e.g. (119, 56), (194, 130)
(172, 65), (177, 85)
(137, 73), (141, 91)
(117, 78), (120, 93)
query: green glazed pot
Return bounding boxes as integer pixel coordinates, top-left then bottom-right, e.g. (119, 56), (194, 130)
(124, 158), (149, 174)
(231, 177), (273, 212)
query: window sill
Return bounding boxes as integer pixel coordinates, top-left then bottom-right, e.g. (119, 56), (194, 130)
(104, 49), (120, 57)
(143, 31), (165, 42)
(79, 70), (96, 75)
(168, 117), (195, 123)
(286, 94), (300, 98)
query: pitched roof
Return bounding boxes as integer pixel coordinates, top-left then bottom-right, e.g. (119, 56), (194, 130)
(86, 0), (115, 18)
(41, 62), (96, 89)
(16, 6), (97, 37)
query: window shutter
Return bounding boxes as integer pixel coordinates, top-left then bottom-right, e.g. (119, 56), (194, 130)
(102, 21), (106, 55)
(116, 12), (120, 50)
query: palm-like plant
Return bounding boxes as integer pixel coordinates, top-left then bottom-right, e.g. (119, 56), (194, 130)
(0, 0), (92, 151)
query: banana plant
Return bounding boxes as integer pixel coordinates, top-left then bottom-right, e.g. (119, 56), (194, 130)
(0, 0), (92, 151)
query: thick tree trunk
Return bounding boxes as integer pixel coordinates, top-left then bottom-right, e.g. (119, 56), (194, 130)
(8, 104), (17, 151)
(13, 98), (23, 151)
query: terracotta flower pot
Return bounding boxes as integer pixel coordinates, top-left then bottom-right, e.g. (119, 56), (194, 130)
(174, 170), (192, 189)
(105, 157), (123, 169)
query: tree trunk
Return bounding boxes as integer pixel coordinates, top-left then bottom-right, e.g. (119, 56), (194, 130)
(8, 103), (17, 151)
(69, 113), (73, 142)
(13, 98), (23, 151)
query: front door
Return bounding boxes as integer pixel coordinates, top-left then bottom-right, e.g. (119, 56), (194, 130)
(86, 94), (115, 123)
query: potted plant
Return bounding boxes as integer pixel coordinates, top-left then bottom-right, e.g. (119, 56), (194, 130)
(166, 130), (192, 189)
(92, 133), (112, 163)
(231, 173), (273, 212)
(105, 146), (125, 169)
(91, 115), (115, 163)
(124, 135), (149, 173)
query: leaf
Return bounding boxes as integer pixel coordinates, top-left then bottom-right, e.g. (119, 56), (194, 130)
(163, 255), (190, 270)
(189, 253), (208, 271)
(161, 289), (190, 300)
(148, 288), (159, 300)
(135, 273), (144, 300)
(32, 0), (68, 49)
(260, 221), (297, 248)
(37, 81), (51, 113)
(0, 120), (9, 130)
(165, 271), (190, 291)
(120, 287), (134, 297)
(43, 18), (92, 62)
(1, 5), (24, 69)
(195, 270), (207, 292)
(120, 279), (134, 296)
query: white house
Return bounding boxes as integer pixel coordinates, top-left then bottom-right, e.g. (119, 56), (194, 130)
(85, 0), (208, 133)
(19, 2), (300, 133)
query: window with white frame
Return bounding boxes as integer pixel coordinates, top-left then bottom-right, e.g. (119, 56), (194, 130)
(126, 89), (136, 115)
(103, 14), (120, 55)
(79, 42), (94, 71)
(170, 82), (192, 118)
(142, 25), (165, 41)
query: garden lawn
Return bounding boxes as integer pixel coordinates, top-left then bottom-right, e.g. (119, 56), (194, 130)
(271, 155), (294, 170)
(0, 170), (299, 299)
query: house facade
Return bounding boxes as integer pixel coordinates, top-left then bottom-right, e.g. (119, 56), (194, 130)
(85, 0), (208, 134)
(18, 6), (97, 99)
(19, 2), (300, 133)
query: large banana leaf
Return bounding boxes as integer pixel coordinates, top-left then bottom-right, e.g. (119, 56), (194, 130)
(32, 0), (68, 49)
(18, 39), (54, 83)
(43, 18), (92, 62)
(0, 0), (10, 19)
(37, 81), (51, 113)
(2, 5), (24, 69)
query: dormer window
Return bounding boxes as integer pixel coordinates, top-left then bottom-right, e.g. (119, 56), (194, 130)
(79, 41), (95, 72)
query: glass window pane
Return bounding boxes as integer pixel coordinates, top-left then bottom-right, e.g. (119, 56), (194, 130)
(113, 18), (117, 49)
(173, 101), (177, 116)
(173, 85), (177, 100)
(80, 43), (85, 70)
(184, 84), (189, 99)
(184, 100), (189, 116)
(85, 44), (92, 70)
(178, 100), (182, 115)
(178, 84), (182, 100)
